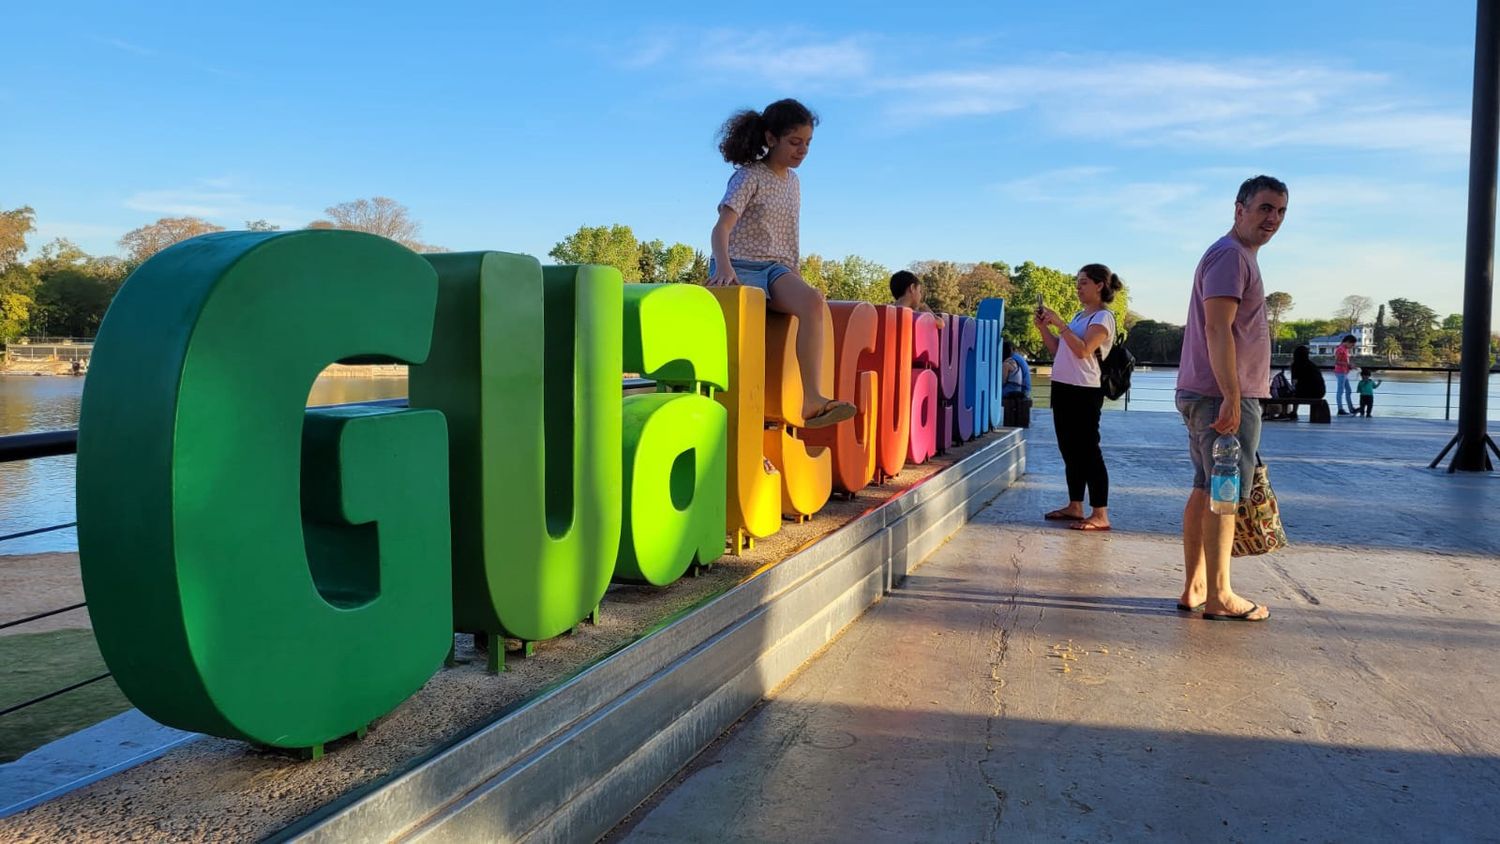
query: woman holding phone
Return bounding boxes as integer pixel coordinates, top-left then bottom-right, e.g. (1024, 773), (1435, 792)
(1034, 264), (1124, 531)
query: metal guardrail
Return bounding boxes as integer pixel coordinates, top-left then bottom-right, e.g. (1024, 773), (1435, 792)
(0, 379), (656, 724)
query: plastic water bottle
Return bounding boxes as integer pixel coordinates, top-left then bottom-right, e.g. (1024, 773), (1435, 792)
(1210, 434), (1241, 515)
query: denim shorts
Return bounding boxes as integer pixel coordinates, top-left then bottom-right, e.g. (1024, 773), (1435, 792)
(1175, 391), (1262, 501)
(708, 258), (794, 294)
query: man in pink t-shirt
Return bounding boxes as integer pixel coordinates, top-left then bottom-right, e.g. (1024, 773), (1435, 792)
(1172, 176), (1287, 623)
(1333, 335), (1357, 415)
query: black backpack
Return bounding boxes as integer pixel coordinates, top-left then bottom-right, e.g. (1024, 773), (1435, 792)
(1086, 312), (1134, 400)
(1094, 343), (1135, 400)
(1271, 370), (1293, 399)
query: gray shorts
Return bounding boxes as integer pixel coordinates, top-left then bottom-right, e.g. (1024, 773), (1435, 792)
(1175, 391), (1262, 501)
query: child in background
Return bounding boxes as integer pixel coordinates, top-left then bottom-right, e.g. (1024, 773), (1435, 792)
(1356, 367), (1382, 417)
(890, 270), (931, 313)
(708, 98), (855, 429)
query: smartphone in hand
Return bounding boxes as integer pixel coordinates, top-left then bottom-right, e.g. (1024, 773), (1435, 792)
(1034, 293), (1045, 318)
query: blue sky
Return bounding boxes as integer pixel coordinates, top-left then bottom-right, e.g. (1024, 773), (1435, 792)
(2, 1), (1491, 325)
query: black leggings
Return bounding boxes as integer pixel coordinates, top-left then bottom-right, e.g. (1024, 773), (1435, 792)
(1051, 381), (1108, 508)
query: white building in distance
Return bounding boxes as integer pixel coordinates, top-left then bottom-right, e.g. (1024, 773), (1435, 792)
(1306, 324), (1376, 357)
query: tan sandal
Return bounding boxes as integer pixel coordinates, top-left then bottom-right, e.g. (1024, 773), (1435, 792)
(802, 399), (857, 429)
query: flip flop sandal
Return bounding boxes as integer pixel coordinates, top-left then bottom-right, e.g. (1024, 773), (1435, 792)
(1176, 602), (1207, 613)
(802, 400), (857, 429)
(1070, 521), (1112, 532)
(1043, 509), (1084, 521)
(1202, 603), (1269, 622)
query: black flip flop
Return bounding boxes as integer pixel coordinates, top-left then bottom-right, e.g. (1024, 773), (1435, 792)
(1202, 603), (1269, 622)
(1176, 602), (1206, 613)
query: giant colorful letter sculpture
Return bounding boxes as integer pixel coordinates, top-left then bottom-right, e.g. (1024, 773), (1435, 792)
(409, 253), (622, 668)
(970, 318), (995, 434)
(617, 284), (728, 584)
(712, 287), (782, 553)
(73, 227), (1018, 752)
(956, 317), (977, 442)
(978, 298), (1006, 426)
(870, 305), (914, 480)
(76, 230), (453, 748)
(765, 308), (835, 518)
(908, 312), (940, 464)
(805, 302), (879, 494)
(938, 313), (963, 451)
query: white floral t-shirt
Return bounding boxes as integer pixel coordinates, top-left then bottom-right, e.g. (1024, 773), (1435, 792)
(719, 162), (800, 268)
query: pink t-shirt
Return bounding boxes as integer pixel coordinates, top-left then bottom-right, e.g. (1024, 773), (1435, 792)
(1334, 345), (1351, 374)
(1175, 234), (1271, 399)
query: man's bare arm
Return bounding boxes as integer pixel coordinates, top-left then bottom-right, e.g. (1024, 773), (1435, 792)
(1203, 297), (1241, 434)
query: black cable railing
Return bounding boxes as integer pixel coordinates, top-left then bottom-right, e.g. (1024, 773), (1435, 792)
(1024, 360), (1499, 420)
(0, 523), (78, 544)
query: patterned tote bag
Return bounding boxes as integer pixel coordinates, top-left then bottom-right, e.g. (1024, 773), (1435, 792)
(1232, 456), (1289, 557)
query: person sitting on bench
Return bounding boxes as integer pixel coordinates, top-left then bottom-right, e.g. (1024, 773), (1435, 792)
(1287, 343), (1326, 421)
(1002, 340), (1030, 399)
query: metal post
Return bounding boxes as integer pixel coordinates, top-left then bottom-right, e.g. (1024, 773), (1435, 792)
(1436, 0), (1500, 472)
(1446, 369), (1454, 421)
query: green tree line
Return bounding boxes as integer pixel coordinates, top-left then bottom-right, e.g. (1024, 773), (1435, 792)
(548, 225), (1134, 358)
(1121, 290), (1500, 367)
(4, 203), (1117, 353)
(0, 198), (444, 343)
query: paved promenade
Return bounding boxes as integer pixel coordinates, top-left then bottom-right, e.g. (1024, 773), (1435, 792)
(612, 411), (1500, 842)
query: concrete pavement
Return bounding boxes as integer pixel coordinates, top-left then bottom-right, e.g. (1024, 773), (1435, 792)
(610, 411), (1500, 842)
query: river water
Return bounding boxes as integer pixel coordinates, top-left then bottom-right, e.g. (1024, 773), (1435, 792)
(3, 369), (1497, 554)
(1, 375), (408, 555)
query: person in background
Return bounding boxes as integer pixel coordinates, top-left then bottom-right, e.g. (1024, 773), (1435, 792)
(1287, 343), (1326, 421)
(1002, 340), (1031, 398)
(1035, 263), (1123, 532)
(1356, 367), (1383, 417)
(1263, 368), (1294, 420)
(890, 270), (943, 328)
(1334, 334), (1358, 416)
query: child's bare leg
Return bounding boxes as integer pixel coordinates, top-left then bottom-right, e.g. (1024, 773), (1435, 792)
(767, 273), (837, 419)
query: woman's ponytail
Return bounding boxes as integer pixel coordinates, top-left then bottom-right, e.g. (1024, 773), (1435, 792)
(718, 109), (768, 166)
(717, 99), (818, 166)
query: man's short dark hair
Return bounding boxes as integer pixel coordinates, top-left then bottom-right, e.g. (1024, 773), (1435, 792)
(1342, 334), (1357, 344)
(890, 270), (920, 301)
(1237, 175), (1288, 205)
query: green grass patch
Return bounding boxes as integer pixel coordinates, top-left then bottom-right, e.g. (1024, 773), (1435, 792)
(0, 628), (131, 763)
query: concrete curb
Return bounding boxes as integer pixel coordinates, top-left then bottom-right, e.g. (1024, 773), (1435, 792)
(0, 710), (199, 818)
(280, 429), (1026, 843)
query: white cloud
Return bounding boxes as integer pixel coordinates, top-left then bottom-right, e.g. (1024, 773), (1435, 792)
(94, 36), (157, 57)
(122, 179), (315, 230)
(30, 221), (125, 245)
(879, 55), (1467, 155)
(620, 33), (674, 69)
(622, 26), (1469, 156)
(125, 189), (244, 218)
(89, 34), (240, 79)
(996, 166), (1211, 237)
(619, 28), (875, 84)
